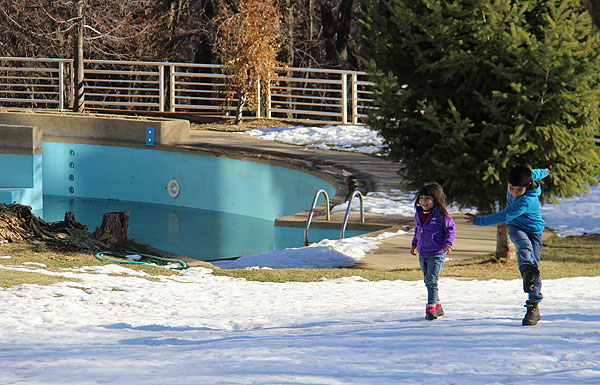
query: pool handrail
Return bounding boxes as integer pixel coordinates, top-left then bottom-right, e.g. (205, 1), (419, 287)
(304, 189), (331, 246)
(340, 190), (365, 239)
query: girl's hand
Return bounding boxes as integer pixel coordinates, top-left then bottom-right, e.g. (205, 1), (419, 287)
(443, 246), (452, 255)
(410, 245), (417, 256)
(464, 213), (476, 223)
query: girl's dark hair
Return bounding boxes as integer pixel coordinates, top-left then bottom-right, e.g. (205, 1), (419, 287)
(414, 182), (450, 218)
(509, 165), (533, 187)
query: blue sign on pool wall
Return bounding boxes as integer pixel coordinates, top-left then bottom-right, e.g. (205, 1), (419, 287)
(146, 127), (155, 147)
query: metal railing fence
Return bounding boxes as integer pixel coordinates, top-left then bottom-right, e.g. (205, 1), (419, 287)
(0, 57), (375, 124)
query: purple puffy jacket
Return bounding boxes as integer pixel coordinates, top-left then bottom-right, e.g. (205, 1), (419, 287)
(411, 206), (456, 257)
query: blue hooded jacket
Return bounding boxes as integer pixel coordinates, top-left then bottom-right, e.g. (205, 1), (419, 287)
(412, 206), (456, 257)
(473, 168), (549, 234)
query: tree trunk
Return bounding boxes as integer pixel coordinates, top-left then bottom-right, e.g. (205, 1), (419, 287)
(495, 223), (515, 259)
(234, 94), (247, 124)
(92, 211), (129, 245)
(285, 0), (295, 65)
(73, 0), (85, 112)
(320, 0), (337, 64)
(336, 0), (354, 61)
(583, 0), (600, 29)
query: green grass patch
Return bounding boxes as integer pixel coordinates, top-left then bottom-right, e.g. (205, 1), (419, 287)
(0, 268), (77, 288)
(211, 267), (424, 282)
(0, 240), (178, 287)
(212, 234), (600, 282)
(1, 234), (599, 286)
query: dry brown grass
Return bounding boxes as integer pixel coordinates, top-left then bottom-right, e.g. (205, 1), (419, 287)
(0, 240), (177, 288)
(2, 234), (599, 287)
(189, 117), (325, 132)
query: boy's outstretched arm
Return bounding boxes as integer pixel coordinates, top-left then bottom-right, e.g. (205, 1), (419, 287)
(532, 168), (550, 181)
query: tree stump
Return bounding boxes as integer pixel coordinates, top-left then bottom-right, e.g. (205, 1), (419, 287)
(92, 211), (129, 246)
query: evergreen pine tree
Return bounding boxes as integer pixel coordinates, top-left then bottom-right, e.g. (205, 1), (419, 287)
(362, 0), (600, 257)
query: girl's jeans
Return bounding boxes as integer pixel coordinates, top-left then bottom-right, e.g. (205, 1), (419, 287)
(507, 224), (543, 303)
(419, 253), (446, 305)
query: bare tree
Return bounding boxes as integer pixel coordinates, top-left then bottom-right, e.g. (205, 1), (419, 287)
(0, 0), (208, 60)
(0, 0), (209, 110)
(1, 0), (365, 72)
(279, 0), (362, 69)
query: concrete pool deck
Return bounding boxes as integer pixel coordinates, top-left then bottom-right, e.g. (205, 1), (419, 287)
(177, 129), (498, 270)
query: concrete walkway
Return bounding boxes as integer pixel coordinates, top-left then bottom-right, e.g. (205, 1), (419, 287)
(176, 129), (498, 270)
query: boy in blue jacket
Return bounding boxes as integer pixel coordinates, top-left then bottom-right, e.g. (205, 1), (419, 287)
(466, 165), (550, 326)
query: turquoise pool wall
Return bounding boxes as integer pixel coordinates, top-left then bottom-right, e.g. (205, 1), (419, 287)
(1, 154), (36, 187)
(0, 153), (43, 210)
(42, 142), (336, 221)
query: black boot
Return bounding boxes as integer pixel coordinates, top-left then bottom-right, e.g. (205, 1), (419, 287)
(522, 301), (541, 326)
(520, 264), (540, 293)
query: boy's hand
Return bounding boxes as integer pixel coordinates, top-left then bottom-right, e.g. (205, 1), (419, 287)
(464, 213), (476, 223)
(410, 245), (417, 256)
(443, 246), (452, 255)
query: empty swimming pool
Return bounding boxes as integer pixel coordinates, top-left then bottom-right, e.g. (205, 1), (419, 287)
(37, 142), (338, 260)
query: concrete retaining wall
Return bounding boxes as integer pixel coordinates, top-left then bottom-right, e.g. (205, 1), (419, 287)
(0, 111), (190, 210)
(0, 110), (190, 145)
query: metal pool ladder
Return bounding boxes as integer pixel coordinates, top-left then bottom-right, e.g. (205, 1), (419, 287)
(304, 189), (331, 246)
(304, 189), (365, 246)
(340, 190), (365, 239)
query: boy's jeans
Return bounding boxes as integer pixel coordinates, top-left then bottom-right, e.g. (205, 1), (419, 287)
(507, 224), (543, 303)
(419, 254), (446, 304)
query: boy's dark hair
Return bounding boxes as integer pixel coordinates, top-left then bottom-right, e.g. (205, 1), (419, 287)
(509, 165), (533, 187)
(415, 182), (450, 218)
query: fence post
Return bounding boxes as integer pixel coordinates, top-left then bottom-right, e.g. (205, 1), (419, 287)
(69, 60), (75, 110)
(58, 61), (65, 111)
(267, 75), (272, 118)
(341, 73), (348, 124)
(352, 72), (358, 125)
(169, 65), (176, 112)
(158, 65), (165, 112)
(256, 78), (261, 118)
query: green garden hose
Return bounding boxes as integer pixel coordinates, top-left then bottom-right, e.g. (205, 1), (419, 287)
(95, 250), (188, 270)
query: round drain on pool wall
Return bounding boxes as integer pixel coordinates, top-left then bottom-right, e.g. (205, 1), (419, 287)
(167, 179), (180, 198)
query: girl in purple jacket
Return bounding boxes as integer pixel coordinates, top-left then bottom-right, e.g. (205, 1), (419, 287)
(410, 183), (456, 320)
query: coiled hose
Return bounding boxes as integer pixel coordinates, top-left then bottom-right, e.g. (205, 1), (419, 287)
(95, 250), (188, 270)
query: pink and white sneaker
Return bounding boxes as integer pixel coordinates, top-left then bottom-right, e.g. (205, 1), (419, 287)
(426, 303), (444, 320)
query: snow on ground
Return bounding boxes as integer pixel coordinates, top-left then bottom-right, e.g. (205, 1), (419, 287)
(213, 229), (409, 270)
(2, 264), (599, 384)
(244, 124), (385, 154)
(2, 125), (600, 384)
(540, 184), (600, 237)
